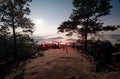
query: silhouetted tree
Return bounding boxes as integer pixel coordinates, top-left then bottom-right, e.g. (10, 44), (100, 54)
(0, 0), (34, 62)
(0, 24), (10, 61)
(58, 0), (119, 51)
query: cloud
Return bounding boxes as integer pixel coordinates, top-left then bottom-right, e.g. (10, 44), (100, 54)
(30, 35), (45, 41)
(104, 35), (120, 44)
(43, 37), (63, 40)
(105, 35), (120, 40)
(30, 35), (64, 41)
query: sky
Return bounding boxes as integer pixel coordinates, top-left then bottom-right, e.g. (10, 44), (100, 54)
(29, 0), (120, 41)
(30, 0), (73, 36)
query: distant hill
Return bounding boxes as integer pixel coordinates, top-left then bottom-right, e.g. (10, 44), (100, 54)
(30, 35), (120, 44)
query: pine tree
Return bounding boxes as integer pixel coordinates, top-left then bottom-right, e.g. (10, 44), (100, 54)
(0, 0), (34, 62)
(58, 0), (119, 51)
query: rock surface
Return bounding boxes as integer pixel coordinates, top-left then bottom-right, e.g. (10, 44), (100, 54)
(5, 47), (120, 79)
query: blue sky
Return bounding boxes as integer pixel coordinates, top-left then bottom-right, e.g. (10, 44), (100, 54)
(30, 0), (73, 36)
(29, 0), (120, 38)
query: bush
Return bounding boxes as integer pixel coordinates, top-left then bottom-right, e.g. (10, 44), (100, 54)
(0, 34), (37, 63)
(112, 43), (120, 52)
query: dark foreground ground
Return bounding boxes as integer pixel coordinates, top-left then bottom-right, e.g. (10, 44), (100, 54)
(4, 47), (120, 79)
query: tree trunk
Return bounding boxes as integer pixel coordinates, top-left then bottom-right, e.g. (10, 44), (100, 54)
(3, 35), (8, 62)
(11, 3), (17, 63)
(84, 18), (88, 52)
(12, 17), (17, 63)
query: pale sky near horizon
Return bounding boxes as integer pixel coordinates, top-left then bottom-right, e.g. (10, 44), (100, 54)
(29, 0), (120, 39)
